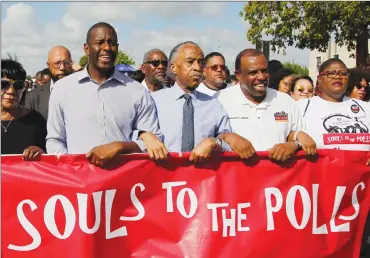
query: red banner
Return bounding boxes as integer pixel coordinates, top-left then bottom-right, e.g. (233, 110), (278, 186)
(2, 150), (370, 258)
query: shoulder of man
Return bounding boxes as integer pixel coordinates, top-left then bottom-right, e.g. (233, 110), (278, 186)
(151, 86), (172, 100)
(53, 71), (81, 90)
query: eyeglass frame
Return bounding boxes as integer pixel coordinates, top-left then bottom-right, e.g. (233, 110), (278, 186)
(319, 70), (349, 79)
(144, 60), (168, 68)
(49, 60), (73, 69)
(207, 64), (226, 72)
(1, 79), (25, 91)
(355, 84), (370, 91)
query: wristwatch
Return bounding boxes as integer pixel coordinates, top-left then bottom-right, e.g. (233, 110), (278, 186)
(293, 131), (301, 142)
(215, 138), (222, 147)
(294, 140), (302, 150)
(213, 138), (222, 150)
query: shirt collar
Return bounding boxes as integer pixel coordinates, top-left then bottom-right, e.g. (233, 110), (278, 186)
(236, 84), (274, 108)
(77, 65), (127, 84)
(141, 79), (149, 91)
(50, 79), (54, 92)
(170, 83), (199, 102)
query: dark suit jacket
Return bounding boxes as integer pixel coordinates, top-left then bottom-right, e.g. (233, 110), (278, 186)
(25, 81), (51, 120)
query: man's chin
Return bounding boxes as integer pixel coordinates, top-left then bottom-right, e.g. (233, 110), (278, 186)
(98, 63), (115, 71)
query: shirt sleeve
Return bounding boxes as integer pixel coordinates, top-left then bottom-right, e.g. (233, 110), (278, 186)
(214, 100), (233, 151)
(46, 89), (68, 154)
(24, 91), (33, 110)
(290, 97), (306, 132)
(131, 90), (163, 152)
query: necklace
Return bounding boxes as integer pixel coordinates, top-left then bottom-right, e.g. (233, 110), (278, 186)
(1, 117), (14, 132)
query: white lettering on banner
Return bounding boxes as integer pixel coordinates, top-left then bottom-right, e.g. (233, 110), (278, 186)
(7, 181), (366, 252)
(44, 195), (76, 239)
(286, 186), (311, 230)
(312, 184), (328, 234)
(119, 183), (145, 221)
(207, 203), (229, 231)
(8, 200), (41, 251)
(237, 203), (251, 232)
(162, 181), (198, 218)
(77, 191), (103, 234)
(105, 189), (128, 238)
(222, 208), (236, 237)
(207, 203), (251, 237)
(9, 185), (145, 251)
(265, 183), (365, 233)
(339, 182), (365, 221)
(265, 187), (283, 231)
(329, 186), (349, 232)
(105, 184), (145, 239)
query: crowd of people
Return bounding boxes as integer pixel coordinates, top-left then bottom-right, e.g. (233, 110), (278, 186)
(1, 22), (370, 256)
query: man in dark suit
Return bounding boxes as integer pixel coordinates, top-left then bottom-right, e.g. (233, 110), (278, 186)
(25, 46), (73, 119)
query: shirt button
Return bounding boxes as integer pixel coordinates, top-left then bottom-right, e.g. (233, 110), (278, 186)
(258, 117), (260, 119)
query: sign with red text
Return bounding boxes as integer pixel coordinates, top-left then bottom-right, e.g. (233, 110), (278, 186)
(2, 151), (370, 258)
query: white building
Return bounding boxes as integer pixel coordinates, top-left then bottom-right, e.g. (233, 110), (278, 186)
(308, 40), (370, 84)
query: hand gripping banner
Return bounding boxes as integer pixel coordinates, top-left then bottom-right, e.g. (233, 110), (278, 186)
(2, 150), (370, 258)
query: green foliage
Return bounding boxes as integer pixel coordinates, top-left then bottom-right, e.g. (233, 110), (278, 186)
(79, 55), (88, 68)
(115, 50), (135, 65)
(79, 50), (135, 68)
(240, 2), (370, 67)
(282, 62), (308, 76)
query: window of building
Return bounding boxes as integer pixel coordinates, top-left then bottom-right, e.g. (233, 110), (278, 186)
(316, 56), (322, 72)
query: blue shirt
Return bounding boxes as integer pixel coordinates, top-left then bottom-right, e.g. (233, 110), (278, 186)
(46, 67), (162, 154)
(151, 84), (232, 152)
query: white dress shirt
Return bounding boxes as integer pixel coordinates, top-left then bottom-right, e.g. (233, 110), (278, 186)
(141, 79), (167, 92)
(197, 82), (230, 98)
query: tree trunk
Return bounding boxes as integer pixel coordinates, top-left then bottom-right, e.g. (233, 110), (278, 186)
(355, 30), (369, 69)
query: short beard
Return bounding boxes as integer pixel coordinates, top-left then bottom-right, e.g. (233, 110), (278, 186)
(51, 71), (72, 83)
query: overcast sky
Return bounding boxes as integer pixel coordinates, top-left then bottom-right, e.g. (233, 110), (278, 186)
(1, 2), (309, 76)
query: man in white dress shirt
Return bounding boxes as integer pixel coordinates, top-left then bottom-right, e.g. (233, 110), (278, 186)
(197, 52), (229, 97)
(141, 49), (168, 92)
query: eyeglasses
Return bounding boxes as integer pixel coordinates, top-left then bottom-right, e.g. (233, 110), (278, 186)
(1, 80), (25, 91)
(208, 65), (226, 72)
(355, 84), (370, 91)
(296, 87), (314, 93)
(145, 60), (168, 68)
(319, 71), (349, 79)
(51, 60), (73, 69)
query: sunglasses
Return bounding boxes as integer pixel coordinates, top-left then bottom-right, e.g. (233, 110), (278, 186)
(296, 88), (314, 93)
(1, 80), (25, 91)
(355, 84), (370, 91)
(208, 65), (226, 72)
(145, 60), (168, 68)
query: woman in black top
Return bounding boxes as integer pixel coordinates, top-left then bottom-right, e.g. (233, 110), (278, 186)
(1, 56), (46, 160)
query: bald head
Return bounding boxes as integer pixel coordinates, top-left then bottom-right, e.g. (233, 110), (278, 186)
(235, 48), (264, 72)
(47, 45), (73, 82)
(48, 46), (71, 62)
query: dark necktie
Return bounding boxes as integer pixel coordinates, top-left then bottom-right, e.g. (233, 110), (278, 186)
(181, 94), (195, 152)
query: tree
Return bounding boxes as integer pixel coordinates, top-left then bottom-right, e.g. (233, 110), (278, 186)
(78, 50), (135, 68)
(283, 62), (309, 76)
(115, 50), (135, 65)
(79, 55), (88, 68)
(240, 2), (370, 68)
